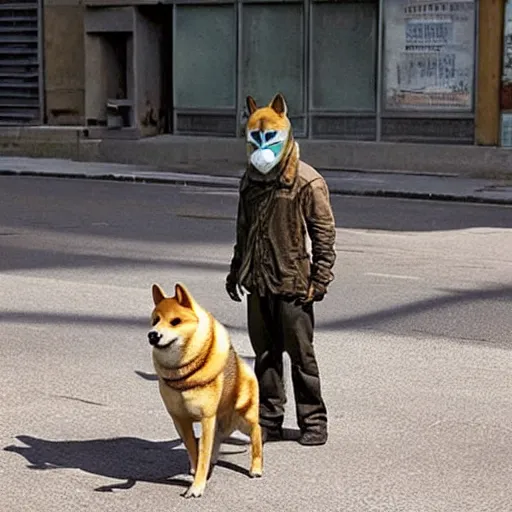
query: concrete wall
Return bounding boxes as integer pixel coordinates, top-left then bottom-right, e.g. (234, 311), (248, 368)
(43, 0), (85, 125)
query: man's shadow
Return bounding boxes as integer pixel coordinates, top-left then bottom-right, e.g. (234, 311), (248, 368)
(4, 434), (251, 493)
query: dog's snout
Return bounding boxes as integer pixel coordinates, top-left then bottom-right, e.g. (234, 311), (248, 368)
(148, 331), (162, 346)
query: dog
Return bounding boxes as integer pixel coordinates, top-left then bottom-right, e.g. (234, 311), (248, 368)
(147, 283), (263, 498)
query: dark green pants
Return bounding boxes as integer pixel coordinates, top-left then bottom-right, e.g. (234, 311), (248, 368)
(247, 293), (327, 432)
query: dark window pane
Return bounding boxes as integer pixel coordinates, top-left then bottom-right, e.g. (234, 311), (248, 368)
(312, 2), (377, 111)
(174, 5), (236, 109)
(242, 3), (304, 117)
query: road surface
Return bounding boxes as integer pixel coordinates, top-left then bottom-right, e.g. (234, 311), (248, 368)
(1, 176), (511, 512)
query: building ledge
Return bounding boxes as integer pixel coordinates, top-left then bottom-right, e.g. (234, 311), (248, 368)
(0, 127), (511, 179)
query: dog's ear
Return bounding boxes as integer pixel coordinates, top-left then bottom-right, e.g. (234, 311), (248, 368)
(152, 284), (166, 305)
(175, 283), (194, 309)
(246, 95), (258, 115)
(269, 93), (288, 116)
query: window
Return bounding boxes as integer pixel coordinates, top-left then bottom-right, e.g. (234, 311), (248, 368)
(311, 1), (377, 111)
(241, 2), (304, 125)
(174, 4), (236, 109)
(383, 0), (476, 111)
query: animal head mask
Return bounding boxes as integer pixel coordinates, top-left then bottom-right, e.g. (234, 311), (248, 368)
(245, 93), (292, 175)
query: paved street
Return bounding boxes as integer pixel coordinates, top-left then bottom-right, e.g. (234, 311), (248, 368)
(1, 175), (512, 512)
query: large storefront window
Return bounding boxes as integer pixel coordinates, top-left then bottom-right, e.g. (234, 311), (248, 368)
(174, 4), (236, 134)
(312, 1), (377, 112)
(241, 2), (305, 134)
(383, 0), (476, 112)
(168, 0), (477, 142)
(174, 4), (235, 108)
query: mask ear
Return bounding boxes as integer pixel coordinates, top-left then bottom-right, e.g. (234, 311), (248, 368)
(246, 96), (258, 115)
(174, 283), (194, 310)
(269, 93), (288, 116)
(152, 284), (166, 305)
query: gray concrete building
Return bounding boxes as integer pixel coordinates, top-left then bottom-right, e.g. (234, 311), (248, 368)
(1, 0), (511, 173)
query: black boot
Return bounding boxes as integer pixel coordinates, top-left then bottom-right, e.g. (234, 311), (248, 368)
(298, 428), (328, 446)
(261, 426), (283, 444)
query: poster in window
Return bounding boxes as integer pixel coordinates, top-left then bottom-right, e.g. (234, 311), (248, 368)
(383, 0), (476, 111)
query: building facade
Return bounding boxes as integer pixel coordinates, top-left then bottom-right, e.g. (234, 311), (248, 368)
(1, 0), (509, 146)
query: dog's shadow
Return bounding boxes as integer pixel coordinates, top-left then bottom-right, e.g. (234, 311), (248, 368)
(4, 434), (251, 493)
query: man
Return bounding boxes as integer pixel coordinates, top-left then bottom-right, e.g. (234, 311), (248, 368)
(225, 93), (336, 446)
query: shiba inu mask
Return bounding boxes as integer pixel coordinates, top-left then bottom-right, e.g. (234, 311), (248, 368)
(245, 93), (291, 175)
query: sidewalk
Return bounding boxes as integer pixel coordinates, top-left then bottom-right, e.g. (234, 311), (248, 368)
(1, 156), (512, 205)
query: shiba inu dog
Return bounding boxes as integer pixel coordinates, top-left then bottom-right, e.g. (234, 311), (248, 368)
(148, 283), (263, 498)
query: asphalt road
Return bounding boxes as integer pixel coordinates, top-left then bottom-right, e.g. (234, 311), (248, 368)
(1, 176), (511, 512)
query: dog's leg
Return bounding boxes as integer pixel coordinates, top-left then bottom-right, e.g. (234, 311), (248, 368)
(240, 404), (263, 478)
(173, 418), (198, 476)
(211, 425), (223, 467)
(183, 415), (216, 499)
(248, 422), (263, 478)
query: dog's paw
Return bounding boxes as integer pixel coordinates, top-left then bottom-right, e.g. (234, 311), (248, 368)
(249, 469), (262, 479)
(188, 467), (196, 476)
(182, 484), (205, 499)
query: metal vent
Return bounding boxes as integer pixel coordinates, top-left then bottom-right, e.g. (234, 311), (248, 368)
(0, 0), (41, 125)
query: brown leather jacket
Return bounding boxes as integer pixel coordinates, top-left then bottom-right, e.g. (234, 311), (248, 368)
(228, 143), (336, 298)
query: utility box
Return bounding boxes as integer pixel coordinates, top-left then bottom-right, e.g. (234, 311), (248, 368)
(106, 99), (132, 129)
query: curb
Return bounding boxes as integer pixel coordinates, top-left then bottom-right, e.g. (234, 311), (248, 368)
(327, 188), (512, 206)
(1, 169), (511, 206)
(0, 169), (239, 189)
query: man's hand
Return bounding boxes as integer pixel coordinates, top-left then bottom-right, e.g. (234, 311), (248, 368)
(226, 274), (243, 302)
(295, 281), (326, 306)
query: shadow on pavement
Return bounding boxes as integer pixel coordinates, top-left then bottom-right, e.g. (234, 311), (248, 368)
(223, 285), (512, 349)
(134, 370), (159, 381)
(317, 284), (512, 331)
(4, 435), (251, 493)
(0, 245), (230, 273)
(1, 286), (511, 348)
(0, 311), (148, 327)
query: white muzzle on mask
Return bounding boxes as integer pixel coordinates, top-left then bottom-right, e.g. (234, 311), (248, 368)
(247, 129), (289, 174)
